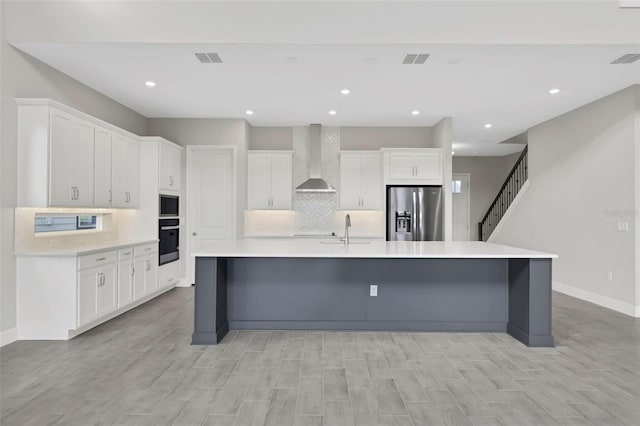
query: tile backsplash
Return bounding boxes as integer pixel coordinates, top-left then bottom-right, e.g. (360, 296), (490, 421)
(245, 126), (384, 238)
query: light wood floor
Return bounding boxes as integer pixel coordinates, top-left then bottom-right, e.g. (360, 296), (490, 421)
(1, 288), (639, 426)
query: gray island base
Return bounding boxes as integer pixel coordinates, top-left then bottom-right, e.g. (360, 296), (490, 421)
(192, 242), (555, 347)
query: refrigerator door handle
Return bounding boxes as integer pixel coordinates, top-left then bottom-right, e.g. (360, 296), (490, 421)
(412, 190), (418, 240)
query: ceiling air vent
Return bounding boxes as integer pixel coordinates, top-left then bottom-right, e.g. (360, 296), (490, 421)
(610, 53), (640, 64)
(402, 53), (430, 65)
(195, 53), (223, 64)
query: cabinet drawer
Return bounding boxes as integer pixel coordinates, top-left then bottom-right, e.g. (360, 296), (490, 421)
(118, 247), (134, 260)
(78, 250), (117, 270)
(134, 243), (158, 257)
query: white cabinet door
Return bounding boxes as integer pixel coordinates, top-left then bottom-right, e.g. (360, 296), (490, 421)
(247, 154), (272, 209)
(159, 143), (181, 191)
(117, 260), (134, 308)
(78, 267), (99, 327)
(71, 118), (95, 207)
(98, 264), (117, 316)
(388, 153), (415, 179)
(133, 257), (146, 300)
(269, 154), (292, 210)
(112, 134), (140, 208)
(94, 126), (112, 207)
(339, 154), (362, 210)
(414, 152), (442, 180)
(143, 255), (158, 295)
(359, 153), (382, 209)
(49, 109), (95, 207)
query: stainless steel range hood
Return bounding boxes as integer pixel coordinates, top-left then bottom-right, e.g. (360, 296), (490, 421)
(295, 124), (336, 193)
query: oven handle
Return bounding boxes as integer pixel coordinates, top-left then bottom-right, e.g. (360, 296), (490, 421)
(160, 226), (180, 231)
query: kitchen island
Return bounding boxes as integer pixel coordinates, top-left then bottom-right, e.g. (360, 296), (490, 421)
(192, 240), (557, 347)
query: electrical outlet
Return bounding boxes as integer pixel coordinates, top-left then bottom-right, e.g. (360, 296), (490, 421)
(607, 271), (613, 281)
(370, 285), (378, 297)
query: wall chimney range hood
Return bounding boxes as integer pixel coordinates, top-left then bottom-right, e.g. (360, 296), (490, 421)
(295, 124), (336, 193)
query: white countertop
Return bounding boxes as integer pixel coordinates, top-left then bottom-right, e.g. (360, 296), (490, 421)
(192, 239), (557, 259)
(15, 239), (159, 257)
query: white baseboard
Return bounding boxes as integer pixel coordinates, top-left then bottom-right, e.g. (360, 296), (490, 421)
(488, 180), (529, 243)
(0, 327), (18, 347)
(553, 281), (640, 318)
(176, 278), (192, 288)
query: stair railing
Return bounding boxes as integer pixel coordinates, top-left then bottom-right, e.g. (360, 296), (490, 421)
(478, 145), (528, 241)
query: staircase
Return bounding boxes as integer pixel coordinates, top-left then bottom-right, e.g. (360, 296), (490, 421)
(478, 146), (528, 241)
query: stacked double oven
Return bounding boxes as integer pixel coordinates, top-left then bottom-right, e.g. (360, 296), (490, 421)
(159, 195), (180, 265)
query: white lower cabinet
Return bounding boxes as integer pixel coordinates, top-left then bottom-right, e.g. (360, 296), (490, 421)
(134, 254), (158, 299)
(159, 260), (181, 289)
(17, 241), (169, 340)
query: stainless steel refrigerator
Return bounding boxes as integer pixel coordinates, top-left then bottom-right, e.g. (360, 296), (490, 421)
(386, 186), (443, 241)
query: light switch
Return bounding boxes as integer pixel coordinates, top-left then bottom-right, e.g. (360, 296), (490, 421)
(370, 285), (378, 297)
(617, 221), (629, 232)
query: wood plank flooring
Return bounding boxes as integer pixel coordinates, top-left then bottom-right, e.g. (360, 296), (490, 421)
(1, 288), (639, 425)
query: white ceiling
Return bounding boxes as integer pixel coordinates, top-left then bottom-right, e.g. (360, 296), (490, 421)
(13, 42), (639, 156)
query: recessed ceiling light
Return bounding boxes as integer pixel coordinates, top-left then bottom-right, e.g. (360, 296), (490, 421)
(285, 57), (297, 63)
(329, 110), (337, 115)
(548, 88), (561, 94)
(484, 123), (493, 129)
(411, 110), (420, 116)
(340, 89), (351, 95)
(145, 81), (156, 87)
(452, 151), (456, 156)
(245, 110), (254, 115)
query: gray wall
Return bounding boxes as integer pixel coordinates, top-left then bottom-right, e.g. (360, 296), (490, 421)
(250, 126), (435, 151)
(0, 12), (148, 334)
(492, 86), (639, 314)
(453, 153), (521, 241)
(250, 127), (292, 150)
(340, 127), (434, 150)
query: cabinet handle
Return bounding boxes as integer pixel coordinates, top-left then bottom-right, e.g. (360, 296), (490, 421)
(169, 176), (174, 186)
(146, 260), (151, 271)
(131, 266), (135, 276)
(76, 187), (80, 199)
(96, 257), (106, 261)
(108, 190), (112, 203)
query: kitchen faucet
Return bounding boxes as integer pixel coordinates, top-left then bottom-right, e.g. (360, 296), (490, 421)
(343, 214), (351, 245)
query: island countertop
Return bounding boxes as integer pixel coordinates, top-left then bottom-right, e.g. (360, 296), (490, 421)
(192, 239), (557, 259)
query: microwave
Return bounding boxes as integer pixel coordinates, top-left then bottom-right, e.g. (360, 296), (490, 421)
(159, 195), (179, 217)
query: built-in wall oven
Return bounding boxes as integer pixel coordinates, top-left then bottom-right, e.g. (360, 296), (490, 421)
(159, 218), (179, 265)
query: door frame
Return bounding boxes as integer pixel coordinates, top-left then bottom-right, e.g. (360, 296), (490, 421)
(185, 145), (237, 285)
(452, 173), (471, 241)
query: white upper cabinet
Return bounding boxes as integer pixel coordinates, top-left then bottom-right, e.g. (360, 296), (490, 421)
(111, 133), (140, 208)
(17, 99), (142, 209)
(93, 125), (113, 207)
(247, 151), (293, 210)
(159, 142), (182, 192)
(49, 109), (95, 207)
(339, 151), (382, 210)
(383, 148), (443, 185)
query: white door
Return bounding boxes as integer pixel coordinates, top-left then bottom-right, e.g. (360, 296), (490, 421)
(70, 118), (95, 207)
(414, 152), (442, 180)
(159, 143), (181, 191)
(187, 146), (235, 283)
(452, 173), (470, 241)
(143, 255), (158, 295)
